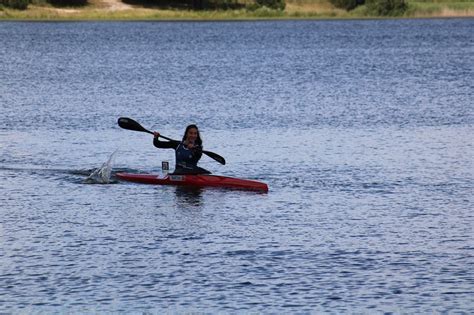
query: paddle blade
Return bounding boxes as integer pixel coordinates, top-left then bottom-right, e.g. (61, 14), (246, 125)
(117, 117), (153, 134)
(203, 150), (226, 165)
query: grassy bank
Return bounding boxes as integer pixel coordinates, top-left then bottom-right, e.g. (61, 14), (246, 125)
(1, 0), (473, 20)
(406, 0), (474, 17)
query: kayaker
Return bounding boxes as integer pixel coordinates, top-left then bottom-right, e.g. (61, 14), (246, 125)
(153, 124), (211, 175)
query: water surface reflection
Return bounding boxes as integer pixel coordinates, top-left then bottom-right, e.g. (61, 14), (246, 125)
(174, 186), (204, 207)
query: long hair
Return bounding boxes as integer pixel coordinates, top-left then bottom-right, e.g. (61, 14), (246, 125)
(182, 124), (202, 146)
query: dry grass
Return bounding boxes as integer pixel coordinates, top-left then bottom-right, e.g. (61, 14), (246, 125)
(285, 0), (347, 17)
(411, 8), (474, 17)
(441, 8), (474, 16)
(406, 1), (474, 17)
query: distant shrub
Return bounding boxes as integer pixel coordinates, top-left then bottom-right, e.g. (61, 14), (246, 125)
(329, 0), (364, 11)
(366, 0), (407, 16)
(206, 0), (242, 10)
(247, 5), (285, 16)
(134, 0), (243, 10)
(1, 0), (29, 9)
(48, 0), (86, 6)
(254, 0), (285, 10)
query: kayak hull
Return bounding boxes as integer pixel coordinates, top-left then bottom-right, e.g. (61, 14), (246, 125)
(116, 173), (268, 192)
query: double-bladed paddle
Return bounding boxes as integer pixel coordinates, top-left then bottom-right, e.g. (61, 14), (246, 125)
(117, 117), (226, 165)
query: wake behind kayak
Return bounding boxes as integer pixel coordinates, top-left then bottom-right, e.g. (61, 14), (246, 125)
(116, 173), (268, 192)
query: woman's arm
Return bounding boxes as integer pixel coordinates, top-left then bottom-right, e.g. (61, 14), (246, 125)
(190, 145), (203, 163)
(153, 133), (179, 149)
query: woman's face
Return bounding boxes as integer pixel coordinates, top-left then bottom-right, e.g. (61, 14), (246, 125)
(186, 127), (198, 143)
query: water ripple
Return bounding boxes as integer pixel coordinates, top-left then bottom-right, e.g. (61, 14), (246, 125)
(1, 19), (473, 313)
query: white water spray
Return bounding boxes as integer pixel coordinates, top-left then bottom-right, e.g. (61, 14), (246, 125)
(84, 149), (118, 184)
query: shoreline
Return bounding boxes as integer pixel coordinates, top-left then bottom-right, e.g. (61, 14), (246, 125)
(2, 16), (474, 22)
(1, 0), (473, 21)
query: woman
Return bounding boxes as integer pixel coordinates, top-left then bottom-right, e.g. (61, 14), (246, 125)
(153, 124), (211, 175)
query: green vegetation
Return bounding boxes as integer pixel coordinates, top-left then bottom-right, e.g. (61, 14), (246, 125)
(48, 0), (87, 6)
(130, 0), (244, 10)
(0, 0), (473, 20)
(1, 0), (29, 10)
(255, 0), (285, 10)
(328, 0), (363, 10)
(329, 0), (408, 16)
(120, 0), (282, 10)
(366, 0), (407, 16)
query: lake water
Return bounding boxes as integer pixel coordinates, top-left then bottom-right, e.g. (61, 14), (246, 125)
(0, 19), (473, 312)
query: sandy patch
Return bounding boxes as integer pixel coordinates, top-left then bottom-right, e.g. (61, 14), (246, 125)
(98, 0), (133, 11)
(439, 8), (474, 17)
(47, 0), (133, 13)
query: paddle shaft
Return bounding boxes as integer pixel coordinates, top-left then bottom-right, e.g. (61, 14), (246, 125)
(117, 117), (226, 165)
(138, 128), (175, 142)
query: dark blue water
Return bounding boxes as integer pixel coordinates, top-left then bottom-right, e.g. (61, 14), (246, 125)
(0, 19), (473, 312)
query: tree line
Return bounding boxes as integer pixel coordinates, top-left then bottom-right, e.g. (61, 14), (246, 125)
(0, 0), (285, 10)
(1, 0), (406, 16)
(329, 0), (407, 16)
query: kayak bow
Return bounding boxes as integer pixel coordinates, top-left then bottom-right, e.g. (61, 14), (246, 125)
(116, 173), (268, 192)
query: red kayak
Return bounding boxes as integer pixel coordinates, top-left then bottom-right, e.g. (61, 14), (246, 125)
(116, 173), (268, 192)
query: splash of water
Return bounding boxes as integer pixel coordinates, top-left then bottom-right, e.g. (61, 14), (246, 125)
(84, 150), (118, 184)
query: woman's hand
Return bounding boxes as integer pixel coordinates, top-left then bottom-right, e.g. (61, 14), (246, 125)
(153, 132), (160, 138)
(191, 145), (202, 154)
